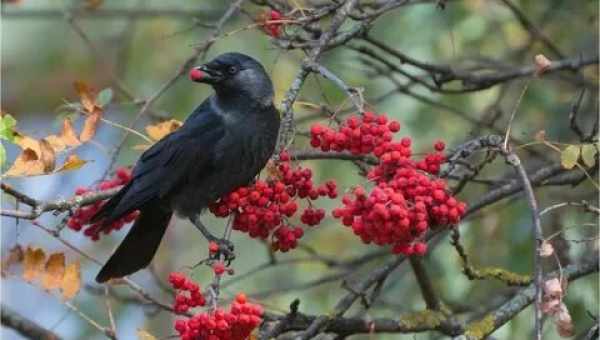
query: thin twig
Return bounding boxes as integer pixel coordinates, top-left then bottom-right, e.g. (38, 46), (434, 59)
(503, 150), (544, 340)
(104, 286), (118, 337)
(64, 301), (116, 339)
(503, 80), (530, 151)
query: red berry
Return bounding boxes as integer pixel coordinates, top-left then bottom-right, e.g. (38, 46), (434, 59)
(413, 242), (428, 256)
(236, 293), (247, 304)
(189, 68), (204, 81)
(208, 241), (219, 254)
(388, 121), (401, 132)
(270, 10), (282, 20)
(213, 262), (226, 276)
(434, 140), (446, 151)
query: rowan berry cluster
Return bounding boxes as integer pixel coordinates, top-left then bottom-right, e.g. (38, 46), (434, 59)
(169, 273), (263, 340)
(209, 151), (337, 252)
(312, 112), (466, 256)
(169, 272), (207, 313)
(260, 9), (284, 38)
(310, 112), (400, 154)
(66, 167), (139, 241)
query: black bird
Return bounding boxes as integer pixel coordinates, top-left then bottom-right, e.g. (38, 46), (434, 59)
(93, 53), (280, 283)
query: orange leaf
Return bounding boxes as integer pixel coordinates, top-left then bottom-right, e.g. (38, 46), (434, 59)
(74, 81), (98, 114)
(79, 109), (102, 142)
(38, 139), (56, 172)
(5, 149), (44, 176)
(23, 247), (46, 283)
(145, 119), (182, 141)
(1, 244), (24, 277)
(42, 253), (65, 290)
(61, 261), (81, 300)
(45, 119), (81, 152)
(5, 138), (56, 177)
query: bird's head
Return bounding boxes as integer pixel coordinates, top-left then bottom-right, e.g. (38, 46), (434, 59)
(190, 53), (274, 106)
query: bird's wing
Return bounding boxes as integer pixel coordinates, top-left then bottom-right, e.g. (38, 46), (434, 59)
(92, 106), (225, 224)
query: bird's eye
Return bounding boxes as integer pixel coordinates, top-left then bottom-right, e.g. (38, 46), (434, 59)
(227, 66), (238, 75)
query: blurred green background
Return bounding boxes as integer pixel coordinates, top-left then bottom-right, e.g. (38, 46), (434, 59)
(1, 0), (598, 339)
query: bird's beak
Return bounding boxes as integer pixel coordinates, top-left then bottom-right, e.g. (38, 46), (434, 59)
(189, 64), (223, 84)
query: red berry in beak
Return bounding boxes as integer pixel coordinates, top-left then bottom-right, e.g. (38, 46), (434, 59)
(189, 68), (204, 81)
(270, 10), (282, 20)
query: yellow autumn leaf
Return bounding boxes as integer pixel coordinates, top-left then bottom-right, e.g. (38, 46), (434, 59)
(580, 144), (598, 168)
(145, 119), (182, 141)
(23, 247), (46, 283)
(55, 154), (88, 172)
(61, 261), (81, 300)
(137, 329), (158, 340)
(42, 253), (65, 290)
(560, 145), (580, 169)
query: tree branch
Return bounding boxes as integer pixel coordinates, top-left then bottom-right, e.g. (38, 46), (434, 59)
(1, 304), (62, 340)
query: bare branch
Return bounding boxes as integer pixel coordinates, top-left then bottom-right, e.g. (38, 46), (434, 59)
(276, 0), (361, 153)
(1, 186), (119, 220)
(464, 259), (598, 339)
(1, 305), (62, 340)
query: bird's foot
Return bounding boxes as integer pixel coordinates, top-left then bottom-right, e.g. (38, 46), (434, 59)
(190, 216), (236, 265)
(208, 238), (236, 265)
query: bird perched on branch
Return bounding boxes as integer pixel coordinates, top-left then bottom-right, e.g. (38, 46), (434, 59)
(92, 53), (280, 283)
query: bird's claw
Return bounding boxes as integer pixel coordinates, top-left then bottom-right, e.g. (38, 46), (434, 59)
(209, 238), (236, 265)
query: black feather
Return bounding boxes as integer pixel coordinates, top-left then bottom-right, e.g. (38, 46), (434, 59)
(96, 201), (172, 283)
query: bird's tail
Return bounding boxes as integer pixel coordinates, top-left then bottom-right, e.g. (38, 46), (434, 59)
(96, 201), (173, 283)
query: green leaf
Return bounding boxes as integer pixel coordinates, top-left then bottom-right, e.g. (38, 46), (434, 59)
(560, 145), (581, 169)
(0, 143), (5, 168)
(581, 144), (598, 168)
(0, 114), (17, 142)
(96, 88), (113, 107)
